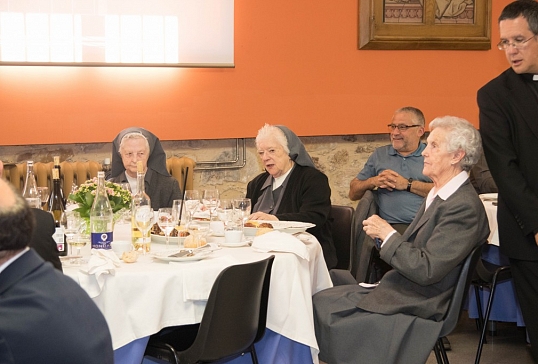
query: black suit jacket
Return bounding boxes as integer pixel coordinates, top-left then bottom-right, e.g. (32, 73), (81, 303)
(29, 208), (62, 271)
(0, 250), (114, 364)
(478, 68), (538, 260)
(246, 164), (337, 269)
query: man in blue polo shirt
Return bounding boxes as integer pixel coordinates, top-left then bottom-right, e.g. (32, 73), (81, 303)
(349, 106), (433, 234)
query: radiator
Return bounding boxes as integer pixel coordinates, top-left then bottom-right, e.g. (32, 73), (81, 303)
(4, 157), (195, 199)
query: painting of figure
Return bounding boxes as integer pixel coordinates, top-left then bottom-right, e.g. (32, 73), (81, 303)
(384, 0), (474, 24)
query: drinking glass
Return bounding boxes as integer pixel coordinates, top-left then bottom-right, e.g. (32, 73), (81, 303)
(37, 186), (49, 210)
(202, 189), (220, 221)
(68, 233), (89, 265)
(157, 208), (175, 247)
(172, 199), (184, 227)
(60, 211), (83, 262)
(133, 205), (154, 254)
(233, 198), (252, 230)
(184, 190), (200, 224)
(217, 199), (235, 229)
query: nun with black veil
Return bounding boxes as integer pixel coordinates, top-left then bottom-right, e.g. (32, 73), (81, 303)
(246, 124), (337, 269)
(110, 127), (182, 210)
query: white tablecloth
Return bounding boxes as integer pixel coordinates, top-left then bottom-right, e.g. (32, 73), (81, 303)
(63, 233), (332, 363)
(480, 193), (499, 246)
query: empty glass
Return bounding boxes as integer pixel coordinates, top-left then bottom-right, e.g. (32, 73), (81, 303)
(202, 189), (220, 221)
(233, 198), (252, 230)
(184, 190), (201, 225)
(36, 186), (49, 210)
(157, 208), (176, 247)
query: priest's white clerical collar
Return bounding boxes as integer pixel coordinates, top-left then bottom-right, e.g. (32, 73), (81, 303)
(534, 74), (538, 81)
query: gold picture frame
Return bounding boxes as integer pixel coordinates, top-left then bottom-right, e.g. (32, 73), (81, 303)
(359, 0), (492, 50)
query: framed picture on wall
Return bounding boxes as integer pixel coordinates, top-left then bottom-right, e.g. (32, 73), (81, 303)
(359, 0), (492, 50)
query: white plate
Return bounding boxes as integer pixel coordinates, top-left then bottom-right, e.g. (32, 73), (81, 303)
(243, 221), (315, 237)
(151, 234), (185, 244)
(152, 250), (211, 262)
(220, 240), (250, 248)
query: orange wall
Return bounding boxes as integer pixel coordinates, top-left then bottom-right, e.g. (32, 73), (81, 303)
(0, 0), (511, 146)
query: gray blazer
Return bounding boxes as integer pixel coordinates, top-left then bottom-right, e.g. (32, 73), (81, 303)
(357, 180), (490, 321)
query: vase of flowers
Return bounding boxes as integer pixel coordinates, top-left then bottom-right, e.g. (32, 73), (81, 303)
(69, 178), (132, 234)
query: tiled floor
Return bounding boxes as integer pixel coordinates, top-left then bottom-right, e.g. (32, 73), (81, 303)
(426, 313), (534, 363)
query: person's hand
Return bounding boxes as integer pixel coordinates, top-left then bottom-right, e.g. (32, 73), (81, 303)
(534, 232), (538, 246)
(249, 212), (278, 221)
(363, 214), (394, 241)
(376, 169), (407, 191)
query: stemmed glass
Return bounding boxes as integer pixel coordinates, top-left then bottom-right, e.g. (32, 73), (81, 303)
(184, 190), (200, 225)
(60, 211), (84, 264)
(37, 187), (49, 210)
(217, 199), (235, 230)
(202, 189), (220, 222)
(157, 208), (176, 247)
(133, 205), (154, 254)
(233, 198), (252, 230)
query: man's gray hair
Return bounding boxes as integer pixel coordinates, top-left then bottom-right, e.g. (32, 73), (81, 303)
(0, 180), (34, 252)
(395, 106), (426, 127)
(429, 116), (482, 172)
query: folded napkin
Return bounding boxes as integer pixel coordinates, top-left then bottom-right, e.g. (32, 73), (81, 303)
(251, 230), (309, 260)
(77, 249), (121, 298)
(179, 255), (238, 302)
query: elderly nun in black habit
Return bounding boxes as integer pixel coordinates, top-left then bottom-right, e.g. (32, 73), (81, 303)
(246, 124), (337, 269)
(110, 127), (182, 210)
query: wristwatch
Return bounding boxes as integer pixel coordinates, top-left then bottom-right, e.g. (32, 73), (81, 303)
(407, 178), (413, 192)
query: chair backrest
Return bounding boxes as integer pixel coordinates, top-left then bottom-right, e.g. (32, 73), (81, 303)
(439, 243), (484, 338)
(179, 255), (275, 363)
(351, 190), (378, 281)
(331, 205), (355, 270)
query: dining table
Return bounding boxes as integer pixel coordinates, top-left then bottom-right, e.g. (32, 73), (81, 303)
(62, 226), (333, 364)
(466, 193), (525, 327)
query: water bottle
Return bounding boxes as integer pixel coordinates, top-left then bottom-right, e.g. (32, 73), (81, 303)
(90, 171), (114, 249)
(22, 160), (41, 209)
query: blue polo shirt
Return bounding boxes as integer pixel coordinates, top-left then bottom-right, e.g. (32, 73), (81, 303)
(357, 143), (431, 224)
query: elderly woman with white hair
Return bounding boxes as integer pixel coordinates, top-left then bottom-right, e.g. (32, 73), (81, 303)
(313, 116), (490, 364)
(247, 124), (337, 269)
(110, 127), (181, 210)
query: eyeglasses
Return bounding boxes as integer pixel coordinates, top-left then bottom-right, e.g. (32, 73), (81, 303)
(387, 124), (421, 132)
(497, 35), (536, 50)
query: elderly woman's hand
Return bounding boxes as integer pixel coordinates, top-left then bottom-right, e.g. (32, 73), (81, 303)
(362, 215), (395, 241)
(249, 212), (279, 221)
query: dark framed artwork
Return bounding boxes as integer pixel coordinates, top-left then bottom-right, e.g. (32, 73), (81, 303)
(359, 0), (492, 50)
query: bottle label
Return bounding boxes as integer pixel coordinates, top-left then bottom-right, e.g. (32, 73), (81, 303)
(53, 227), (65, 252)
(91, 232), (113, 249)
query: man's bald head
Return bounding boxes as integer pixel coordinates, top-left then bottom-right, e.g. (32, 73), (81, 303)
(0, 178), (34, 252)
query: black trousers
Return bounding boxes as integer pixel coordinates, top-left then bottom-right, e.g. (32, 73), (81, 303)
(509, 258), (538, 363)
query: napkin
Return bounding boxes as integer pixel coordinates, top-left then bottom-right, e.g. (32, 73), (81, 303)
(179, 255), (238, 301)
(77, 249), (121, 298)
(251, 230), (309, 260)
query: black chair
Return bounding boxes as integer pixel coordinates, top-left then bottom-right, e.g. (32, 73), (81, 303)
(144, 256), (275, 364)
(330, 205), (355, 270)
(433, 244), (484, 364)
(472, 259), (512, 364)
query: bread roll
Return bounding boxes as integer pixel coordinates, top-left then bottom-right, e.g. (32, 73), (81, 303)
(183, 235), (207, 248)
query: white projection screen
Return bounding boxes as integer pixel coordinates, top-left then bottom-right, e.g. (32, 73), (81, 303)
(0, 0), (234, 67)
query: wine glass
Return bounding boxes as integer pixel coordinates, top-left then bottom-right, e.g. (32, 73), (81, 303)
(157, 208), (175, 247)
(133, 205), (154, 254)
(202, 189), (220, 221)
(233, 198), (252, 230)
(184, 190), (200, 225)
(37, 186), (49, 210)
(68, 233), (89, 265)
(217, 199), (235, 229)
(60, 211), (83, 263)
